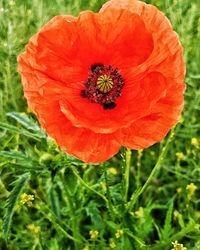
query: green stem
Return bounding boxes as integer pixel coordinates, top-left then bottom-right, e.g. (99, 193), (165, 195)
(127, 128), (175, 212)
(121, 148), (132, 233)
(71, 167), (108, 204)
(136, 150), (143, 189)
(62, 174), (81, 250)
(124, 149), (131, 203)
(42, 209), (79, 242)
(104, 171), (116, 219)
(35, 194), (80, 243)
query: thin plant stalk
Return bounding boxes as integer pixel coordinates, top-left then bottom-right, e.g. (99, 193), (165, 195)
(61, 174), (82, 250)
(136, 150), (143, 189)
(124, 148), (131, 203)
(104, 170), (116, 219)
(34, 192), (81, 243)
(71, 166), (108, 204)
(127, 127), (175, 212)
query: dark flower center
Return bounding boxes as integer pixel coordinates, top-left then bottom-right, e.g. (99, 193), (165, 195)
(81, 64), (124, 110)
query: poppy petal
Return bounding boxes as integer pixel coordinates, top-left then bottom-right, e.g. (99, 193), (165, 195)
(20, 9), (153, 84)
(116, 83), (185, 149)
(18, 70), (120, 163)
(19, 57), (167, 134)
(101, 0), (186, 81)
(18, 0), (186, 163)
(85, 8), (153, 68)
(59, 71), (167, 133)
(18, 9), (162, 134)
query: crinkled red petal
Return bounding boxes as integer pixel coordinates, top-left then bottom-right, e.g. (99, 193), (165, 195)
(18, 8), (155, 133)
(116, 83), (185, 149)
(100, 0), (186, 82)
(18, 69), (120, 163)
(59, 71), (168, 133)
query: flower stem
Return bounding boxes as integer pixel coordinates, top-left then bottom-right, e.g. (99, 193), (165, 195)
(127, 128), (175, 212)
(104, 170), (116, 219)
(62, 175), (81, 250)
(136, 150), (143, 189)
(34, 192), (81, 243)
(124, 148), (131, 203)
(71, 167), (108, 204)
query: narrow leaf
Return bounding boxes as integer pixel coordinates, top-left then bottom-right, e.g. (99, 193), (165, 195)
(64, 168), (79, 195)
(48, 186), (60, 217)
(7, 112), (40, 131)
(0, 122), (45, 140)
(86, 201), (103, 230)
(0, 150), (37, 168)
(161, 197), (174, 241)
(3, 173), (30, 241)
(190, 74), (200, 79)
(0, 150), (44, 172)
(0, 150), (33, 161)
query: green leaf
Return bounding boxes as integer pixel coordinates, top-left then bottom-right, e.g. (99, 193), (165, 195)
(106, 221), (119, 230)
(48, 238), (60, 250)
(86, 201), (103, 230)
(190, 74), (200, 79)
(7, 112), (40, 131)
(126, 229), (146, 247)
(0, 122), (45, 141)
(3, 173), (30, 241)
(161, 197), (174, 241)
(0, 150), (45, 172)
(0, 150), (33, 161)
(134, 207), (154, 239)
(0, 150), (37, 168)
(118, 235), (133, 250)
(64, 168), (79, 195)
(48, 186), (60, 218)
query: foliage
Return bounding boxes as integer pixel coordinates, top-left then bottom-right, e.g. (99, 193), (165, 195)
(0, 0), (200, 249)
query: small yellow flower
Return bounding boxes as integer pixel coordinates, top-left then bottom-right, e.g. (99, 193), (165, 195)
(34, 204), (40, 210)
(108, 167), (118, 175)
(89, 230), (99, 239)
(150, 150), (155, 156)
(82, 245), (89, 250)
(176, 188), (182, 194)
(178, 116), (184, 124)
(191, 137), (199, 148)
(115, 229), (123, 239)
(26, 107), (33, 113)
(186, 183), (197, 200)
(134, 207), (144, 218)
(176, 152), (185, 161)
(26, 224), (40, 234)
(100, 181), (106, 192)
(173, 210), (183, 227)
(171, 240), (187, 250)
(82, 163), (87, 169)
(173, 210), (179, 220)
(39, 153), (53, 164)
(109, 238), (116, 248)
(21, 193), (34, 207)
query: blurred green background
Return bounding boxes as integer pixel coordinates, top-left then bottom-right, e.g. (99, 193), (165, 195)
(0, 0), (200, 249)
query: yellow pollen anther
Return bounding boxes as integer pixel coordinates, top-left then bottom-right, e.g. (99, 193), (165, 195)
(96, 74), (113, 93)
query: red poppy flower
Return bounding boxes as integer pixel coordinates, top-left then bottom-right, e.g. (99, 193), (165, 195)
(18, 0), (185, 163)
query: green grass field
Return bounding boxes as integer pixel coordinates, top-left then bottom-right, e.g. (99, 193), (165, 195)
(0, 0), (200, 249)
